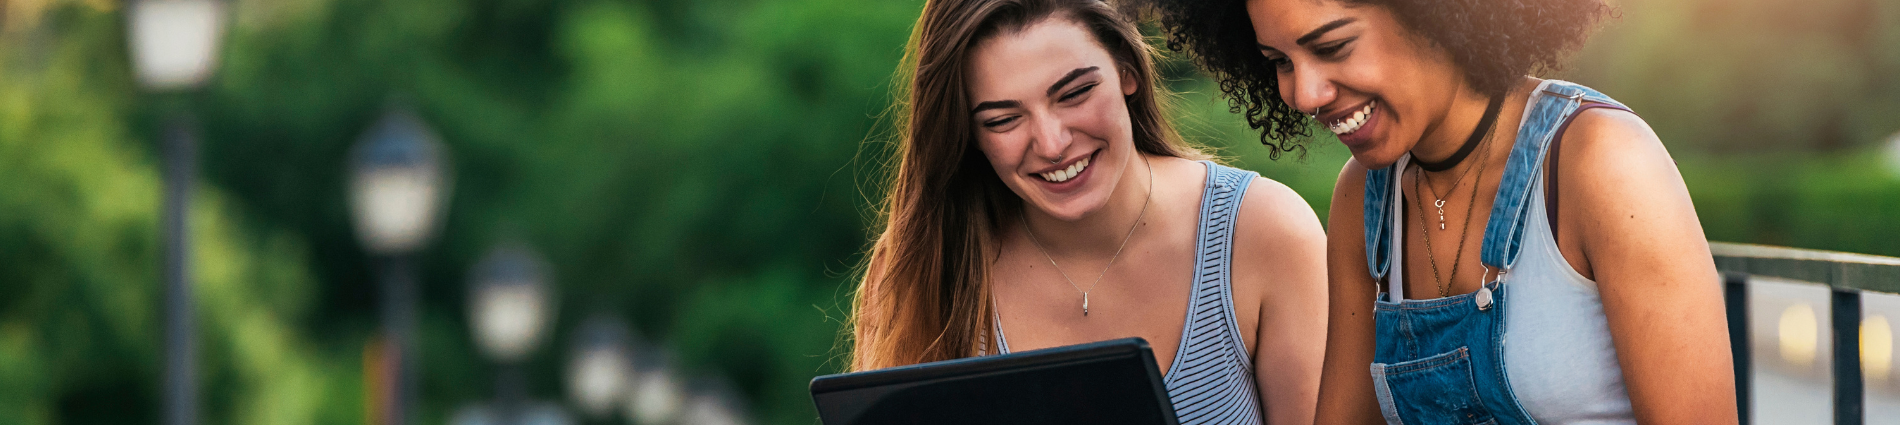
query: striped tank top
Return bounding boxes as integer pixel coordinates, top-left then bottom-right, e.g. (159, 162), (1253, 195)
(993, 161), (1265, 424)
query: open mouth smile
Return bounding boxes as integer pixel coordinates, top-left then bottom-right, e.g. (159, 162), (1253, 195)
(1037, 155), (1090, 183)
(1326, 100), (1377, 135)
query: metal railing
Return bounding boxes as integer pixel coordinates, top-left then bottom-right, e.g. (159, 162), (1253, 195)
(1713, 242), (1900, 425)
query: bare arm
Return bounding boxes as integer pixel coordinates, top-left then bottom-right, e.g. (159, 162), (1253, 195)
(1313, 160), (1386, 425)
(1562, 110), (1737, 423)
(1239, 177), (1329, 425)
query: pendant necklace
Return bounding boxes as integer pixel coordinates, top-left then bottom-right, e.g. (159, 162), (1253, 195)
(1416, 95), (1505, 230)
(1022, 156), (1153, 316)
(1412, 142), (1491, 297)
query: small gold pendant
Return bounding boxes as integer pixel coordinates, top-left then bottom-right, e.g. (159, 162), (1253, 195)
(1083, 293), (1090, 316)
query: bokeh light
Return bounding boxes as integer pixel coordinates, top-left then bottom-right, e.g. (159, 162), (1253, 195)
(1866, 315), (1894, 383)
(1780, 303), (1819, 367)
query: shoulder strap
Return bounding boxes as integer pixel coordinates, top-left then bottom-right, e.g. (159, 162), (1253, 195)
(1477, 80), (1627, 271)
(1196, 161), (1258, 273)
(1544, 102), (1634, 245)
(1362, 165), (1398, 281)
(1192, 161), (1259, 361)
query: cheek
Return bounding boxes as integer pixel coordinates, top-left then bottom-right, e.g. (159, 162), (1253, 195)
(976, 133), (1027, 172)
(1360, 34), (1452, 99)
(1069, 96), (1131, 141)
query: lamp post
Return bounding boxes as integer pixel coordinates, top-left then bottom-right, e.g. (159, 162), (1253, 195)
(565, 316), (632, 421)
(469, 243), (555, 423)
(350, 108), (450, 425)
(624, 347), (686, 425)
(126, 1), (226, 424)
(452, 401), (576, 425)
(678, 378), (749, 425)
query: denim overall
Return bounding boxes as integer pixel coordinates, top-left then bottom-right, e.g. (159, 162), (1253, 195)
(1361, 81), (1628, 425)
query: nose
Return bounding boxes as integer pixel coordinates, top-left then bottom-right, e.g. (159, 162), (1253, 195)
(1028, 113), (1071, 164)
(1286, 63), (1337, 118)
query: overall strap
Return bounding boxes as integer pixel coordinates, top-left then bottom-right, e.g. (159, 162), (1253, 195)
(1477, 80), (1627, 271)
(1362, 166), (1399, 281)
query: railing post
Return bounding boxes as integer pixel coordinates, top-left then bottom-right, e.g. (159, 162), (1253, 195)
(1723, 272), (1751, 424)
(1832, 289), (1862, 425)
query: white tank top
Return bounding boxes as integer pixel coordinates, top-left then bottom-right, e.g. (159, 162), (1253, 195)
(1387, 89), (1636, 423)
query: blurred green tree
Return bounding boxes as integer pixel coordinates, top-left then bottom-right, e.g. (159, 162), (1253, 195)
(3, 0), (1900, 424)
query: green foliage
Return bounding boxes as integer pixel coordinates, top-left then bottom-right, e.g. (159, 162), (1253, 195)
(0, 6), (357, 425)
(1681, 151), (1900, 257)
(5, 0), (1900, 424)
(1567, 0), (1900, 152)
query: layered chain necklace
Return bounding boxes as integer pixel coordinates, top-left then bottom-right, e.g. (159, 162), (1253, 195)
(1410, 95), (1503, 297)
(1413, 145), (1490, 297)
(1414, 96), (1505, 231)
(1021, 156), (1152, 316)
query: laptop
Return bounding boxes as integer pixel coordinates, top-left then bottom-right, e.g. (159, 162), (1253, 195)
(809, 337), (1179, 425)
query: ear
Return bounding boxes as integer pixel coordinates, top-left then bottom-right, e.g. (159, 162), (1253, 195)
(1120, 67), (1140, 96)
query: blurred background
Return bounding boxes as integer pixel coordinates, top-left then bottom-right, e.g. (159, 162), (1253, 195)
(0, 0), (1897, 424)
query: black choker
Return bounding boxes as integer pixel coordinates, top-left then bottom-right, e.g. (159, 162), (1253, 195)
(1416, 95), (1506, 172)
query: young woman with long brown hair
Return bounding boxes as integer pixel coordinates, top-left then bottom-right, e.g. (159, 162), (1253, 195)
(849, 0), (1327, 423)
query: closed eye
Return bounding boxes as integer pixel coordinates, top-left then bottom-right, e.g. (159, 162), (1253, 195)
(1263, 53), (1292, 73)
(1313, 37), (1356, 58)
(982, 115), (1019, 129)
(1059, 82), (1098, 102)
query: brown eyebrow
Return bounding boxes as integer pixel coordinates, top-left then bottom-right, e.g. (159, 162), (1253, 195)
(1047, 66), (1100, 97)
(1295, 18), (1356, 46)
(972, 100), (1021, 114)
(971, 66), (1101, 115)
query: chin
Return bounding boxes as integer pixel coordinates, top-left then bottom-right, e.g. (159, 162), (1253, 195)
(1028, 190), (1110, 222)
(1346, 142), (1409, 170)
(1345, 131), (1421, 168)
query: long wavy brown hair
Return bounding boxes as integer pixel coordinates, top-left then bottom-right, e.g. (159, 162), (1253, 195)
(850, 0), (1204, 371)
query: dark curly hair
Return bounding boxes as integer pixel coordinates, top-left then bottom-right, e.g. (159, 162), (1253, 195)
(1142, 0), (1612, 159)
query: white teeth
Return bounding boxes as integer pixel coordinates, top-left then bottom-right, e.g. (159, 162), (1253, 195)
(1328, 101), (1377, 135)
(1038, 156), (1089, 183)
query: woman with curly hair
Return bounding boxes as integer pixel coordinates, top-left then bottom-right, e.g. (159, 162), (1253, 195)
(851, 0), (1327, 423)
(1144, 0), (1737, 423)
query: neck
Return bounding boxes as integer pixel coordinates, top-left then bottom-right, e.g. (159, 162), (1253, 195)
(1021, 153), (1155, 257)
(1412, 86), (1496, 168)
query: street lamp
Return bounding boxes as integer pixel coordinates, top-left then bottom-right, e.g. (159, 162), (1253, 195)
(565, 316), (632, 420)
(350, 109), (450, 255)
(350, 107), (450, 425)
(678, 379), (750, 425)
(126, 1), (226, 425)
(470, 243), (555, 422)
(471, 244), (554, 362)
(624, 347), (686, 425)
(452, 401), (575, 425)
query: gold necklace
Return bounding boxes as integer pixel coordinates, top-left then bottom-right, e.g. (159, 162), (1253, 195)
(1418, 133), (1491, 231)
(1021, 156), (1152, 316)
(1411, 146), (1489, 297)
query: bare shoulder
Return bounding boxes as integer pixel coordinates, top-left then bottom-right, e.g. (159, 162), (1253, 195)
(1228, 170), (1326, 307)
(1555, 106), (1713, 283)
(1556, 107), (1692, 216)
(1234, 174), (1324, 256)
(1563, 108), (1668, 166)
(1328, 157), (1370, 248)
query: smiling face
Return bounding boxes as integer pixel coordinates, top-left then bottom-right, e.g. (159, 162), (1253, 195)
(965, 15), (1142, 221)
(1246, 0), (1467, 168)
